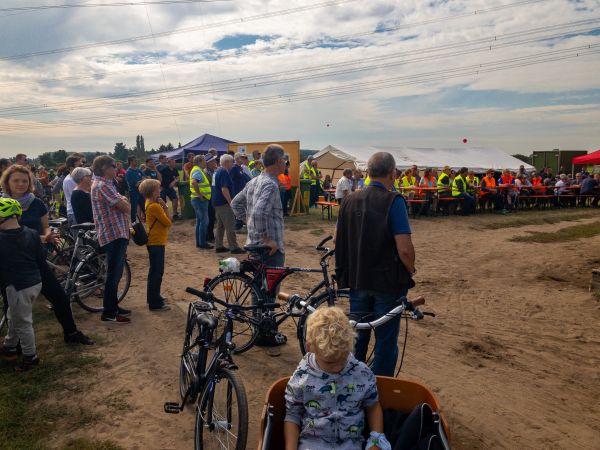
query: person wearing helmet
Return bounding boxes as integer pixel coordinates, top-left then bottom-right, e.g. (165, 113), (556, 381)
(0, 198), (46, 371)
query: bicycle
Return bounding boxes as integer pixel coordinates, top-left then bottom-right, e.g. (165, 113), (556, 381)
(203, 236), (347, 354)
(281, 290), (434, 376)
(164, 288), (274, 450)
(46, 223), (131, 312)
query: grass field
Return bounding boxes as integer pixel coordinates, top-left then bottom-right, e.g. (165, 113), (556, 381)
(0, 302), (123, 450)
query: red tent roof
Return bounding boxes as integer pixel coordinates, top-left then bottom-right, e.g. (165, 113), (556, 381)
(572, 149), (600, 165)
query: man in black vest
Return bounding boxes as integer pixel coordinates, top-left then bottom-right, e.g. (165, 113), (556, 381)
(335, 152), (416, 376)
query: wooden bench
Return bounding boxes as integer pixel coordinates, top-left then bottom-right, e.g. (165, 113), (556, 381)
(315, 200), (338, 220)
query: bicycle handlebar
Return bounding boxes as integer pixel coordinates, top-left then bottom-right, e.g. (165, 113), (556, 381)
(315, 235), (333, 251)
(187, 287), (280, 311)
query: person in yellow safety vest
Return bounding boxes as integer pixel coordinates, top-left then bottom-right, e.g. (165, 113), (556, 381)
(189, 155), (213, 249)
(437, 166), (452, 195)
(451, 167), (475, 215)
(465, 170), (479, 200)
(303, 157), (322, 207)
(247, 150), (261, 170)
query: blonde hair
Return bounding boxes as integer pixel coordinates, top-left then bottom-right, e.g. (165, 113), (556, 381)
(0, 165), (34, 196)
(139, 178), (160, 199)
(306, 306), (354, 360)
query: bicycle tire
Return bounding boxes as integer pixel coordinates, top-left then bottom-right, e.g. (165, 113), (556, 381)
(180, 314), (204, 404)
(296, 289), (351, 355)
(194, 368), (248, 450)
(205, 273), (260, 354)
(74, 255), (131, 313)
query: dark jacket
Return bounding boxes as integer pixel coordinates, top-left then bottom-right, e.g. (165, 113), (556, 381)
(335, 185), (414, 293)
(0, 226), (46, 291)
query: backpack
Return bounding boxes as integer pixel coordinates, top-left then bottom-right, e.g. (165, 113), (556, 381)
(131, 221), (148, 246)
(383, 403), (450, 450)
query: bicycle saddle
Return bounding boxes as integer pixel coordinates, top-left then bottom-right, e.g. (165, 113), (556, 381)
(243, 244), (272, 253)
(70, 222), (95, 231)
(196, 313), (218, 330)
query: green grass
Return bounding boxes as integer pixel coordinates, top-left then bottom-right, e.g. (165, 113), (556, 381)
(509, 221), (600, 243)
(474, 210), (599, 230)
(0, 302), (123, 450)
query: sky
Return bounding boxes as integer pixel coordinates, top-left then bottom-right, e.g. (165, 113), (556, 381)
(0, 0), (599, 158)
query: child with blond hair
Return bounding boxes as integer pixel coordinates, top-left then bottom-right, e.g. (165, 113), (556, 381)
(139, 179), (172, 312)
(284, 306), (390, 450)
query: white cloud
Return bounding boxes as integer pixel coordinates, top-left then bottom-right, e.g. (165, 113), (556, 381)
(0, 0), (599, 156)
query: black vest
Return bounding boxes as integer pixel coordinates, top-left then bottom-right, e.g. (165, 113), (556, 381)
(335, 185), (414, 293)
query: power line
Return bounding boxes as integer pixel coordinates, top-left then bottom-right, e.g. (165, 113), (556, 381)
(0, 0), (359, 61)
(0, 0), (231, 13)
(2, 20), (597, 115)
(0, 0), (550, 85)
(0, 44), (596, 131)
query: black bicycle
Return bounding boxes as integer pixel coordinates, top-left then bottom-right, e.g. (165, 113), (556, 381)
(165, 288), (277, 450)
(203, 236), (348, 354)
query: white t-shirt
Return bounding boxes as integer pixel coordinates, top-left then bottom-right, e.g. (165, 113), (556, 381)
(63, 174), (77, 216)
(335, 176), (352, 200)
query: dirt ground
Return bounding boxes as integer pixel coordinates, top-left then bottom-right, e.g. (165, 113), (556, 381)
(49, 210), (600, 450)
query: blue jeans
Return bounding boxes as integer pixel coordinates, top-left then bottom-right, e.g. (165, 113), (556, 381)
(191, 198), (209, 247)
(102, 238), (128, 316)
(456, 193), (475, 215)
(349, 288), (409, 376)
(129, 191), (141, 223)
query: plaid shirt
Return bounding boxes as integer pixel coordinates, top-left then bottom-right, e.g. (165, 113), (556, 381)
(91, 176), (130, 247)
(231, 172), (285, 253)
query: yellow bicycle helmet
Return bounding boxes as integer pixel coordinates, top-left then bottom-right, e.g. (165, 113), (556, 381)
(0, 198), (23, 217)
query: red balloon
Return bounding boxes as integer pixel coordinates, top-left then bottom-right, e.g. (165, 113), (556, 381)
(462, 138), (468, 144)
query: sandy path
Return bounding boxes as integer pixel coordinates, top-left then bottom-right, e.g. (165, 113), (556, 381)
(51, 212), (600, 450)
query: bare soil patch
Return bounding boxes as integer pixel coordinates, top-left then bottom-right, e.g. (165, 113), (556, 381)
(42, 209), (600, 450)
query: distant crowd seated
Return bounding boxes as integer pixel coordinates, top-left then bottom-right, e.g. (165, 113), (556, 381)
(308, 162), (600, 213)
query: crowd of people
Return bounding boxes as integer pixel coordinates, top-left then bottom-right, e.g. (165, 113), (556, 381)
(314, 162), (600, 216)
(0, 146), (597, 447)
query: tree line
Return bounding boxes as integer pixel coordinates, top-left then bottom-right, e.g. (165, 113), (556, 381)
(34, 135), (181, 168)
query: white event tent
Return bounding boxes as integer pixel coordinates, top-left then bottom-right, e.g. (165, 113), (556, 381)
(313, 145), (534, 180)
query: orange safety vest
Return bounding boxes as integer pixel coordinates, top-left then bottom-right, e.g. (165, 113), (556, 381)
(500, 175), (514, 185)
(278, 174), (291, 191)
(480, 176), (496, 196)
(532, 176), (542, 186)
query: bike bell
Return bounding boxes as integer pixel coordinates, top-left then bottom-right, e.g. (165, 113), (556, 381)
(219, 257), (241, 273)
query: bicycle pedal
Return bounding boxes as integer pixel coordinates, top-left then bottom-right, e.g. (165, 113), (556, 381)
(163, 402), (182, 414)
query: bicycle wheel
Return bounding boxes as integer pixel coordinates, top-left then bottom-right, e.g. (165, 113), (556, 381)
(180, 315), (205, 404)
(194, 368), (248, 450)
(296, 289), (351, 355)
(205, 274), (259, 354)
(74, 254), (131, 313)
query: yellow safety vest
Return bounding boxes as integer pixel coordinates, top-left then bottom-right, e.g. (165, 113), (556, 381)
(437, 172), (450, 192)
(304, 166), (318, 186)
(394, 179), (400, 190)
(364, 176), (370, 186)
(452, 174), (466, 197)
(301, 162), (312, 181)
(465, 176), (479, 193)
(190, 166), (211, 200)
(401, 176), (416, 187)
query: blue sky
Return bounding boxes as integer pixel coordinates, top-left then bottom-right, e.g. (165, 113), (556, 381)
(0, 0), (598, 156)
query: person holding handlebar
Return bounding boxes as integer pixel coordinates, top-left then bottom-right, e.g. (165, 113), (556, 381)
(335, 152), (416, 377)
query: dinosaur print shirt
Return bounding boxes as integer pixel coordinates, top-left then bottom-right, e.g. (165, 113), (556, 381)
(284, 353), (379, 450)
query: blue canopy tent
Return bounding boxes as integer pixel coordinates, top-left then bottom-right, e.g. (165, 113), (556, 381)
(151, 133), (236, 162)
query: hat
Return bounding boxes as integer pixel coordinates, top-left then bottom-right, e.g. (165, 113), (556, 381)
(307, 155), (315, 161)
(443, 165), (451, 171)
(205, 154), (217, 163)
(234, 152), (245, 159)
